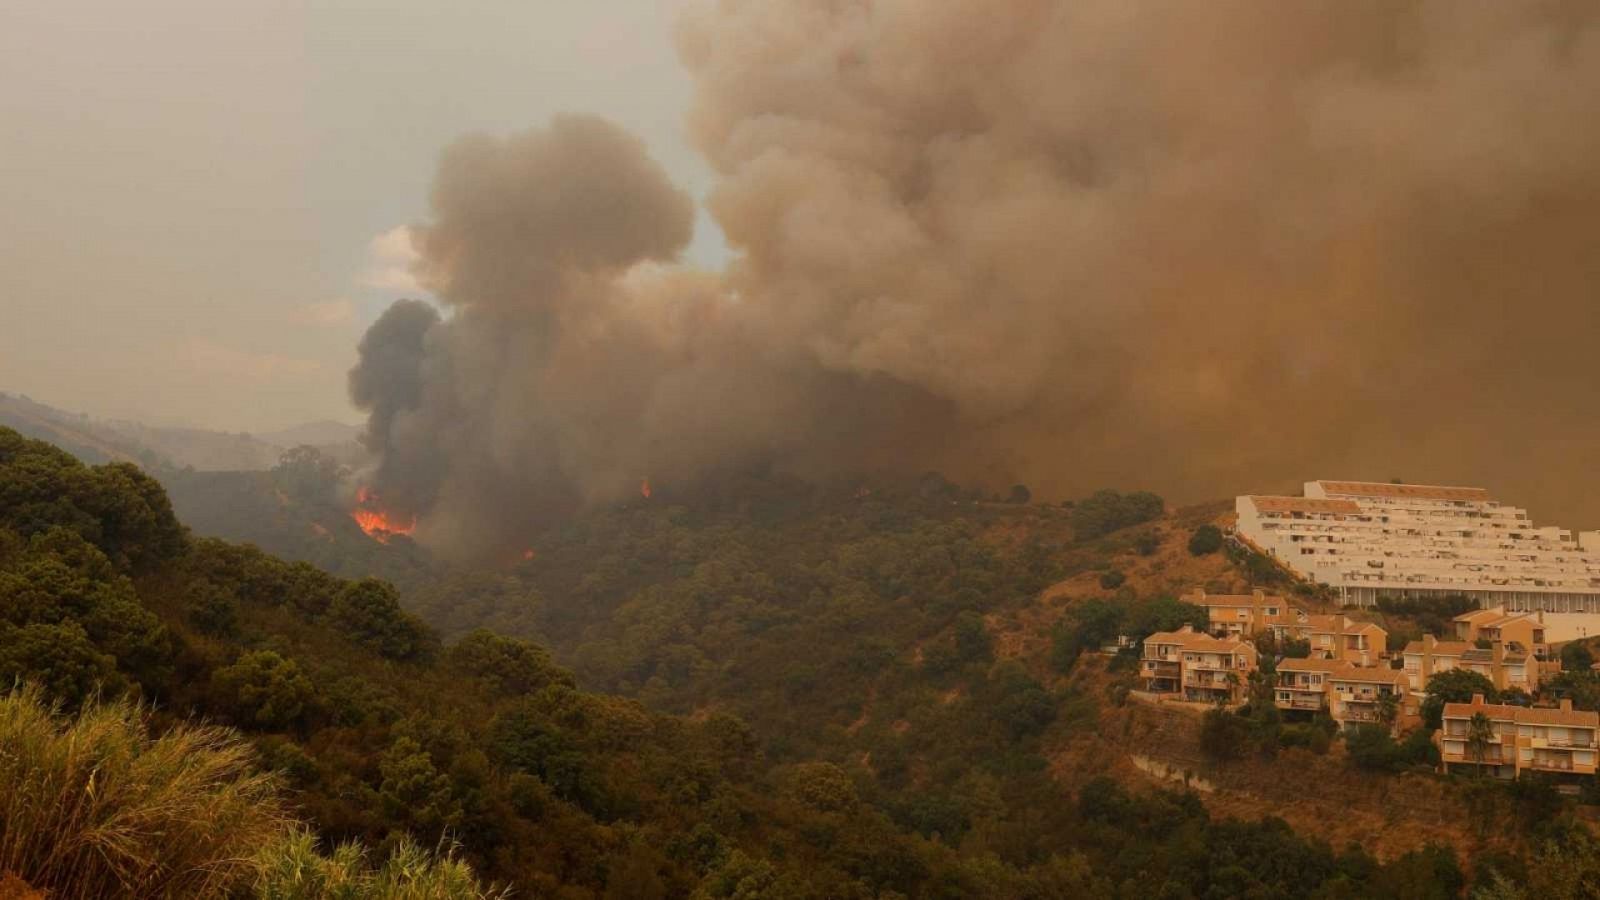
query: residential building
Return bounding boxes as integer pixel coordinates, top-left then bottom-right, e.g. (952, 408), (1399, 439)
(1274, 658), (1414, 732)
(1327, 666), (1414, 731)
(1184, 589), (1387, 664)
(1304, 614), (1387, 666)
(1141, 625), (1258, 705)
(1185, 589), (1300, 637)
(1402, 634), (1540, 694)
(1438, 695), (1598, 780)
(1235, 481), (1600, 610)
(1453, 607), (1548, 658)
(1274, 658), (1340, 715)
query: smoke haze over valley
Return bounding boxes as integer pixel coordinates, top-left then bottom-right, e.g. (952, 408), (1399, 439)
(346, 1), (1600, 558)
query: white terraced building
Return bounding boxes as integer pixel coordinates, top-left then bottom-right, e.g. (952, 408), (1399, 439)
(1236, 481), (1600, 611)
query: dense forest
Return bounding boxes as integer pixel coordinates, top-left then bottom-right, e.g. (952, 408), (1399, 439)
(5, 429), (1599, 897)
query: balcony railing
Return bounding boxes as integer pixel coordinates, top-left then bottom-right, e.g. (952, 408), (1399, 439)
(1443, 751), (1510, 765)
(1528, 757), (1574, 772)
(1544, 738), (1595, 749)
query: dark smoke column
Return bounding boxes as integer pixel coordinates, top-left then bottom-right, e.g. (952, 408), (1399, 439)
(348, 115), (697, 561)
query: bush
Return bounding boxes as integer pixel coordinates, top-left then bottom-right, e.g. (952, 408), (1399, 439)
(0, 684), (290, 899)
(1070, 490), (1164, 541)
(1279, 723), (1331, 755)
(1200, 708), (1249, 761)
(1345, 725), (1401, 772)
(325, 578), (432, 661)
(1099, 570), (1126, 590)
(212, 651), (316, 731)
(1133, 531), (1161, 556)
(0, 622), (122, 709)
(1561, 642), (1595, 672)
(1187, 524), (1223, 556)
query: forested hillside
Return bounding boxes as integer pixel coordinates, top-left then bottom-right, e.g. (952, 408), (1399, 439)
(10, 428), (1600, 897)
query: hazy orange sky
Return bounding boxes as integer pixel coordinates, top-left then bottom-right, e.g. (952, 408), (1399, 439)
(0, 0), (719, 431)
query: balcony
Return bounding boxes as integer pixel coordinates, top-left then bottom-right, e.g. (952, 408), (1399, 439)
(1544, 738), (1595, 749)
(1528, 757), (1575, 772)
(1443, 750), (1510, 765)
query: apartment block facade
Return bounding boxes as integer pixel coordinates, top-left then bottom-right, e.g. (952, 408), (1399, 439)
(1235, 481), (1600, 611)
(1274, 658), (1414, 732)
(1402, 634), (1541, 695)
(1438, 695), (1598, 780)
(1141, 625), (1258, 705)
(1187, 589), (1299, 637)
(1185, 589), (1387, 665)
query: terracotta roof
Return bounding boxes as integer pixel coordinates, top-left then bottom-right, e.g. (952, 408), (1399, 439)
(1192, 593), (1280, 607)
(1145, 629), (1255, 655)
(1247, 496), (1362, 515)
(1453, 608), (1504, 624)
(1277, 657), (1343, 673)
(1316, 481), (1491, 502)
(1328, 665), (1408, 687)
(1443, 700), (1599, 728)
(1304, 615), (1385, 637)
(1480, 613), (1540, 630)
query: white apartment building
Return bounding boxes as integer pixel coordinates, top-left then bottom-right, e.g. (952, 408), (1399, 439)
(1236, 481), (1600, 611)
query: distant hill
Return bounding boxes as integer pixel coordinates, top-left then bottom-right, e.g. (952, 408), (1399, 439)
(256, 419), (364, 448)
(0, 392), (363, 471)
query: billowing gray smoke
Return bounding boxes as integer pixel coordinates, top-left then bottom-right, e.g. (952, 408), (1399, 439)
(353, 1), (1600, 559)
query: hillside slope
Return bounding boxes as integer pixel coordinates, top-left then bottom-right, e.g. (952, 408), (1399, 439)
(12, 425), (1581, 895)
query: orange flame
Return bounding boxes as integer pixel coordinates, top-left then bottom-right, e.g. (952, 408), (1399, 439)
(640, 477), (652, 499)
(351, 486), (416, 543)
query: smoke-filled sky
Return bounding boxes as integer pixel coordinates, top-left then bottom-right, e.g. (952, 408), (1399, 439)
(0, 0), (714, 431)
(9, 1), (1600, 545)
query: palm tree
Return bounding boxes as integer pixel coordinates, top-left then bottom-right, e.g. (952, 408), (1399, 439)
(1376, 691), (1399, 731)
(1466, 712), (1496, 775)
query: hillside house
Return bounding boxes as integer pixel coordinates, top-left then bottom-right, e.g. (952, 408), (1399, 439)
(1142, 625), (1258, 705)
(1438, 695), (1598, 782)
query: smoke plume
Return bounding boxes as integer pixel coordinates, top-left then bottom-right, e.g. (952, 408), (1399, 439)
(353, 1), (1600, 559)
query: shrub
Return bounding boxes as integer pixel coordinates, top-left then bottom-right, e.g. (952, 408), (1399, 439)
(1098, 570), (1126, 590)
(1561, 642), (1595, 673)
(1070, 490), (1164, 541)
(212, 651), (316, 731)
(445, 630), (575, 696)
(325, 578), (432, 661)
(1132, 531), (1161, 556)
(0, 622), (121, 709)
(1187, 524), (1223, 556)
(1345, 725), (1401, 772)
(1200, 708), (1249, 761)
(0, 684), (290, 899)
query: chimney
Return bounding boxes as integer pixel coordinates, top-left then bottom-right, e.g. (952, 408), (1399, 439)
(1471, 693), (1486, 705)
(1561, 698), (1573, 712)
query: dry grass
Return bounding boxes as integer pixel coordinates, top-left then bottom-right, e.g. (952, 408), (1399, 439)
(0, 684), (293, 899)
(253, 831), (510, 900)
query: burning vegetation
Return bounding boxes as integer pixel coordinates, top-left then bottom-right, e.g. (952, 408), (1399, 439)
(351, 486), (415, 543)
